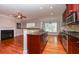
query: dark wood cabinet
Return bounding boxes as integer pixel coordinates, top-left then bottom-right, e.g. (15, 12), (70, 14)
(58, 33), (79, 54)
(68, 36), (79, 54)
(67, 4), (79, 21)
(77, 12), (79, 21)
(66, 4), (78, 13)
(65, 4), (79, 17)
(63, 4), (79, 24)
(27, 34), (47, 54)
(58, 32), (63, 43)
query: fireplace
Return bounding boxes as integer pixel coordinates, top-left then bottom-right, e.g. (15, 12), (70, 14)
(1, 30), (14, 40)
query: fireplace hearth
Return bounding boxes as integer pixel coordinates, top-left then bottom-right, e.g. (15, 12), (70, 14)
(1, 30), (14, 40)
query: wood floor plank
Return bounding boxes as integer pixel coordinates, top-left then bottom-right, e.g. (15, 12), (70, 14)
(0, 35), (23, 54)
(0, 35), (66, 54)
(43, 36), (66, 54)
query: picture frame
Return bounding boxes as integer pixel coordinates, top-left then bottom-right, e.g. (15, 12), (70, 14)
(16, 23), (21, 29)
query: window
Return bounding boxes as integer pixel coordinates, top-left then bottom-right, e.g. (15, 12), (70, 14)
(26, 23), (35, 28)
(44, 22), (57, 32)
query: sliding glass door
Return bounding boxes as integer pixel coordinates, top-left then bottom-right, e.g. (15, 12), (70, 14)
(44, 22), (57, 33)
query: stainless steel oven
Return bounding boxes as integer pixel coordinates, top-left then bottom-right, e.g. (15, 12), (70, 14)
(62, 31), (68, 52)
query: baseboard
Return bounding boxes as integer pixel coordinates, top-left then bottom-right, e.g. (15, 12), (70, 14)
(23, 50), (28, 54)
(14, 35), (23, 38)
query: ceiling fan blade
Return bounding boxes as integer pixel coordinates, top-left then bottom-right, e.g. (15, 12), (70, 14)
(22, 16), (27, 18)
(9, 11), (27, 19)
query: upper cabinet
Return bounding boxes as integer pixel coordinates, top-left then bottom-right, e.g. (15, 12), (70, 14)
(63, 4), (79, 24)
(67, 4), (78, 12)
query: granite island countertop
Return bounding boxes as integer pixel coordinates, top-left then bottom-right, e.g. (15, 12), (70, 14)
(23, 29), (47, 35)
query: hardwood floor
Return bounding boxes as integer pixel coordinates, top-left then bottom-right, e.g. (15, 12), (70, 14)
(43, 36), (66, 54)
(0, 35), (23, 54)
(0, 35), (66, 54)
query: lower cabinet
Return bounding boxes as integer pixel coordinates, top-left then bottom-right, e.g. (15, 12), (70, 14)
(68, 36), (79, 54)
(58, 33), (79, 54)
(58, 33), (63, 43)
(27, 34), (47, 54)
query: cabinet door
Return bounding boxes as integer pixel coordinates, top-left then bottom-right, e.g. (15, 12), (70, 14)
(66, 4), (79, 13)
(71, 45), (79, 54)
(67, 4), (78, 12)
(78, 5), (79, 12)
(68, 36), (73, 54)
(77, 5), (79, 21)
(68, 36), (79, 54)
(67, 4), (72, 13)
(64, 4), (73, 20)
(66, 4), (73, 16)
(27, 35), (41, 54)
(63, 4), (79, 24)
(58, 33), (63, 43)
(77, 12), (79, 21)
(73, 4), (79, 12)
(71, 37), (79, 54)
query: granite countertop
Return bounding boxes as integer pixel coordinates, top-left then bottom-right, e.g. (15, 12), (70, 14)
(61, 31), (79, 39)
(23, 29), (47, 35)
(68, 32), (79, 39)
(27, 31), (47, 35)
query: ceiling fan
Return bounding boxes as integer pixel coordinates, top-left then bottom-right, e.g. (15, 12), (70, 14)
(13, 12), (27, 19)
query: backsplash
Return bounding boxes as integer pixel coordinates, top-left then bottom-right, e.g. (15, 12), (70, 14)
(65, 24), (79, 32)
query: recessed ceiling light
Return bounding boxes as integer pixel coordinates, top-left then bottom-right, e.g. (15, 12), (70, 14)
(50, 13), (53, 15)
(40, 7), (43, 10)
(50, 6), (53, 9)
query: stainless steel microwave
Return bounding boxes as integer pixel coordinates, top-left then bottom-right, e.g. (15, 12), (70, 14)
(66, 12), (77, 24)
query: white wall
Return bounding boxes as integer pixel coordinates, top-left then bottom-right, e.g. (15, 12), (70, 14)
(21, 19), (42, 28)
(0, 15), (23, 38)
(22, 16), (62, 35)
(40, 17), (62, 35)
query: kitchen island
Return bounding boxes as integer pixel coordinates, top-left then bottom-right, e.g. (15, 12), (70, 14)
(23, 28), (48, 54)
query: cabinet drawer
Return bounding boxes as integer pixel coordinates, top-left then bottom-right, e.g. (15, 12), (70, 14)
(68, 37), (79, 54)
(71, 45), (79, 54)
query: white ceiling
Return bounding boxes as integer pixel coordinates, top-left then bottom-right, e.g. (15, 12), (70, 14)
(0, 4), (66, 20)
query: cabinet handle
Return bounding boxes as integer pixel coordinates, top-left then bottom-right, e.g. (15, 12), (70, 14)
(76, 41), (79, 44)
